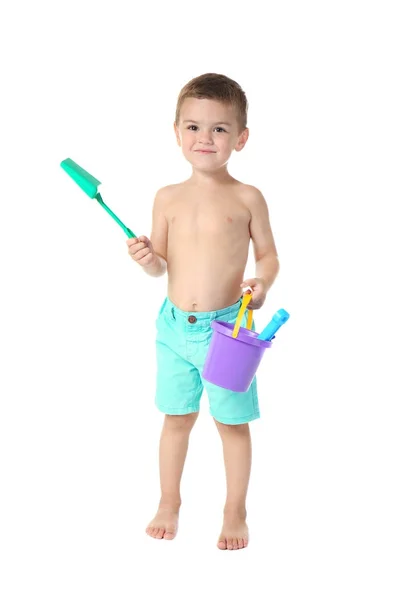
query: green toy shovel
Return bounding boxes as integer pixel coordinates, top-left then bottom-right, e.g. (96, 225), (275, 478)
(60, 158), (137, 238)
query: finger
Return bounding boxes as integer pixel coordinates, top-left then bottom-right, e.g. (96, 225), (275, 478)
(129, 242), (146, 255)
(127, 235), (149, 247)
(129, 245), (143, 258)
(135, 248), (152, 261)
(241, 279), (256, 287)
(139, 252), (155, 265)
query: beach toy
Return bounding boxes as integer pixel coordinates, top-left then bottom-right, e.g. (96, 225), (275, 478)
(60, 158), (136, 238)
(257, 309), (290, 341)
(202, 292), (273, 393)
(231, 291), (253, 338)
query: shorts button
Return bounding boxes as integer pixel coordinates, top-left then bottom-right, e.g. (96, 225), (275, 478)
(188, 315), (197, 323)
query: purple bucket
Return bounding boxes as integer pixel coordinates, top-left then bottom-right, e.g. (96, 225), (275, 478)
(202, 320), (272, 392)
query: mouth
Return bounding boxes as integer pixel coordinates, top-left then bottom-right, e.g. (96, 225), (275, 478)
(195, 150), (216, 154)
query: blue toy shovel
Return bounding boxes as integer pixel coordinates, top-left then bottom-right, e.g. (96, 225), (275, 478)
(257, 309), (290, 341)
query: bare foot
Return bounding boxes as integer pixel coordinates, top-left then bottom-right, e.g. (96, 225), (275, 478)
(146, 505), (179, 540)
(217, 512), (249, 550)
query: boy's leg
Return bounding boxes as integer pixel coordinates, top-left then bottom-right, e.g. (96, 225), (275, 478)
(146, 412), (199, 540)
(214, 420), (251, 550)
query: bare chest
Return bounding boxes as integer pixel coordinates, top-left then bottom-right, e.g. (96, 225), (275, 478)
(166, 195), (251, 238)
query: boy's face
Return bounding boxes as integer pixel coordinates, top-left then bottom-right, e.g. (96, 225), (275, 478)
(174, 98), (249, 171)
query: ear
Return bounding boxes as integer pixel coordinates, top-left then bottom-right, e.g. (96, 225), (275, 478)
(235, 127), (249, 152)
(173, 122), (181, 146)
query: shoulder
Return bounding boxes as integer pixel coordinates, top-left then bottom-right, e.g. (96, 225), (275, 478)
(154, 183), (177, 199)
(240, 184), (266, 204)
(154, 183), (184, 203)
(152, 184), (179, 214)
(237, 184), (268, 220)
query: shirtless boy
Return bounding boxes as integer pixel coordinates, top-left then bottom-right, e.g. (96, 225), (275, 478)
(127, 73), (279, 550)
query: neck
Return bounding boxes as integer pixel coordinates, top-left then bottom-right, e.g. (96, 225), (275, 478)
(188, 165), (235, 187)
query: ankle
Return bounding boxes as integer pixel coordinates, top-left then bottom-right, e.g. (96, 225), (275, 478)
(223, 505), (247, 519)
(159, 497), (181, 511)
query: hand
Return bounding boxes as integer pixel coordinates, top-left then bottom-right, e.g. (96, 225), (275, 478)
(126, 235), (157, 267)
(240, 278), (267, 310)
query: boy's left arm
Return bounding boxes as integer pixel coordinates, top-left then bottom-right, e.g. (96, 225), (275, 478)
(240, 187), (280, 310)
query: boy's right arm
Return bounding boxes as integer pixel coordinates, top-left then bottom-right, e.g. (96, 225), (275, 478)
(126, 187), (169, 277)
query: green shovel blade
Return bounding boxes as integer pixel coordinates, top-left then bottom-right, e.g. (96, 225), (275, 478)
(60, 158), (101, 199)
(60, 157), (137, 238)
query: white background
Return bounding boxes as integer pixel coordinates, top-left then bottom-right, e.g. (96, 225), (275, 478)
(1, 0), (404, 598)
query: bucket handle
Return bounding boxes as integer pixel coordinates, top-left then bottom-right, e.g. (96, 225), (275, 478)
(232, 291), (253, 338)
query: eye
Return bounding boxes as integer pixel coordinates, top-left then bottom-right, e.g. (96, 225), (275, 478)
(214, 127), (227, 133)
(187, 125), (198, 131)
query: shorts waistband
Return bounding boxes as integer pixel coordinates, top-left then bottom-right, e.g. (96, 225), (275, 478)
(164, 296), (243, 325)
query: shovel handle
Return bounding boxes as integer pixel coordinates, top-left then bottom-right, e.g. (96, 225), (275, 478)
(96, 194), (137, 238)
(124, 227), (137, 238)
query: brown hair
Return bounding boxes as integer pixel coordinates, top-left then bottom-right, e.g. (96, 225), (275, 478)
(175, 73), (248, 133)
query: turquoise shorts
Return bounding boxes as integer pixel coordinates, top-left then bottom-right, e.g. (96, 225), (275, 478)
(155, 296), (260, 425)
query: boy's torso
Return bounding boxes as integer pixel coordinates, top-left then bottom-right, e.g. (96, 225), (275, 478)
(163, 179), (253, 312)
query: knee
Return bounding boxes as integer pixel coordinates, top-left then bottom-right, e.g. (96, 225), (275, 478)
(214, 420), (249, 436)
(164, 412), (199, 433)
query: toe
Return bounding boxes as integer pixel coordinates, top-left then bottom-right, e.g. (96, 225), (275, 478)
(156, 528), (165, 539)
(243, 537), (248, 548)
(152, 528), (160, 538)
(238, 538), (244, 549)
(227, 539), (233, 550)
(232, 538), (239, 550)
(164, 529), (175, 540)
(217, 539), (227, 550)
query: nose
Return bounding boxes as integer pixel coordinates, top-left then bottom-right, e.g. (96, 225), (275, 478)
(198, 129), (213, 144)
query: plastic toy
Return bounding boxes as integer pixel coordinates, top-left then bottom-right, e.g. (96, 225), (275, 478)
(257, 308), (290, 340)
(202, 292), (289, 392)
(60, 158), (136, 238)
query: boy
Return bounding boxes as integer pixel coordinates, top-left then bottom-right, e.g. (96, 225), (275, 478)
(127, 73), (279, 550)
